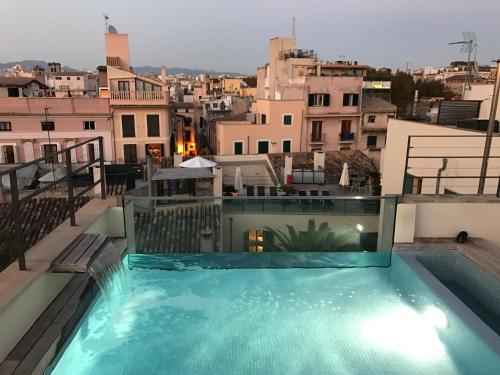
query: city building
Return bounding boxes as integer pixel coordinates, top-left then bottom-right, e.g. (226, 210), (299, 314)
(0, 77), (48, 98)
(0, 97), (113, 164)
(214, 36), (393, 159)
(101, 28), (171, 164)
(44, 62), (98, 98)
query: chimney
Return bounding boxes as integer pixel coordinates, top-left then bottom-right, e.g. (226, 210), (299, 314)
(313, 151), (325, 171)
(161, 66), (167, 84)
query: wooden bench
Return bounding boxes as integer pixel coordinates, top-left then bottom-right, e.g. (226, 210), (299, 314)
(50, 234), (111, 273)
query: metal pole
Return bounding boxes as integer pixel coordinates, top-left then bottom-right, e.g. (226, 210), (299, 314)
(98, 136), (107, 199)
(478, 60), (500, 194)
(9, 171), (26, 270)
(65, 149), (76, 226)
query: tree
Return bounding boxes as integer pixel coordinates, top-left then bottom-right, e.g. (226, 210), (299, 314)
(391, 72), (415, 111)
(258, 219), (361, 252)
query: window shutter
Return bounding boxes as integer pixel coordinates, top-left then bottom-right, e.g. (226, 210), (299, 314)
(323, 94), (330, 106)
(352, 94), (359, 106)
(343, 94), (349, 106)
(308, 94), (314, 106)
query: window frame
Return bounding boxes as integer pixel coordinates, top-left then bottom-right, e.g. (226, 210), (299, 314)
(282, 139), (292, 153)
(367, 135), (378, 148)
(233, 140), (244, 155)
(261, 113), (267, 124)
(83, 120), (96, 131)
(0, 122), (12, 131)
(121, 114), (136, 138)
(282, 114), (293, 126)
(368, 115), (376, 123)
(146, 114), (161, 137)
(256, 140), (270, 154)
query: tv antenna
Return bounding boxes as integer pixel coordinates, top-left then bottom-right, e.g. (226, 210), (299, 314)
(449, 32), (478, 96)
(103, 14), (110, 32)
(292, 17), (296, 39)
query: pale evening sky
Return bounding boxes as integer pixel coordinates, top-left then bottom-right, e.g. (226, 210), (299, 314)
(1, 0), (499, 74)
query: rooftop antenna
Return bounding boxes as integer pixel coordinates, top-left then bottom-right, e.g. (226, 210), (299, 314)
(449, 31), (478, 97)
(103, 14), (109, 32)
(292, 17), (296, 39)
(406, 62), (411, 75)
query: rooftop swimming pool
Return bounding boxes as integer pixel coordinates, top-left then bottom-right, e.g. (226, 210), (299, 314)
(49, 254), (500, 375)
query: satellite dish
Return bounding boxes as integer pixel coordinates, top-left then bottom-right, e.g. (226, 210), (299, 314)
(108, 24), (118, 33)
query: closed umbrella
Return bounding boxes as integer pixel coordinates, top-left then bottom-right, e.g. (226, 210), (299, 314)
(234, 166), (243, 194)
(339, 162), (350, 187)
(179, 156), (217, 168)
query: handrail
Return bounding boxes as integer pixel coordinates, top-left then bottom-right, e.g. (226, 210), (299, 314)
(1, 137), (106, 270)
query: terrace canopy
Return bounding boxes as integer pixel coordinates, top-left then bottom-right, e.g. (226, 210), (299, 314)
(152, 167), (214, 196)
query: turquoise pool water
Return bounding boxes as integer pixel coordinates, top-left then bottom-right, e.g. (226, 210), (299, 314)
(49, 255), (499, 375)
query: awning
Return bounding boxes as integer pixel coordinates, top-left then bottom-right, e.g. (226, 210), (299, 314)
(179, 156), (217, 168)
(1, 164), (38, 188)
(152, 167), (214, 181)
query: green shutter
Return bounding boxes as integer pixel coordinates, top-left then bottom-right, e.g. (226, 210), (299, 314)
(323, 94), (330, 106)
(308, 94), (314, 106)
(352, 94), (359, 106)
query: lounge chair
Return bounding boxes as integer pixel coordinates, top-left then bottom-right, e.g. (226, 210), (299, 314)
(269, 186), (278, 196)
(257, 186), (266, 196)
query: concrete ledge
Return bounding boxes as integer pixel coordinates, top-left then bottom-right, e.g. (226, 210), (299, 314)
(0, 197), (116, 362)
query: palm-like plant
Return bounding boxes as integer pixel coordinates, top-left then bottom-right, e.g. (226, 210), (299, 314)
(260, 219), (361, 252)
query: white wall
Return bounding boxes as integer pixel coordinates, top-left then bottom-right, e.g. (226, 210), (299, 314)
(395, 202), (500, 245)
(383, 119), (500, 195)
(464, 84), (499, 120)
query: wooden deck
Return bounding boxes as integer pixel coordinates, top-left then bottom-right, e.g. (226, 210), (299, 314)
(50, 234), (111, 273)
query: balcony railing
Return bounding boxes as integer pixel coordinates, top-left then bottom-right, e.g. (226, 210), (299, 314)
(106, 56), (120, 67)
(110, 91), (167, 105)
(339, 132), (355, 142)
(310, 133), (326, 143)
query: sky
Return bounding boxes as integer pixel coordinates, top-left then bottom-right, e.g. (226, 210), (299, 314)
(1, 0), (499, 74)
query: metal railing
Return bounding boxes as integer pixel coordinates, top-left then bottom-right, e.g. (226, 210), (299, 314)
(310, 133), (326, 143)
(402, 135), (500, 196)
(0, 137), (106, 270)
(110, 91), (167, 101)
(339, 132), (355, 142)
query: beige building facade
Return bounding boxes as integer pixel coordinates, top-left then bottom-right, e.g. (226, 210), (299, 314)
(102, 31), (171, 164)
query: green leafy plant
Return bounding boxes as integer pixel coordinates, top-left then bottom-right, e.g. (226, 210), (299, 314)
(281, 185), (297, 196)
(258, 219), (361, 252)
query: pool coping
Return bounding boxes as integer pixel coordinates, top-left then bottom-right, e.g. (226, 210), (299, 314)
(396, 252), (500, 357)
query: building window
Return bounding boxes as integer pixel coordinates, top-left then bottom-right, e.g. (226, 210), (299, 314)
(83, 121), (95, 131)
(261, 114), (267, 124)
(76, 77), (81, 80)
(311, 121), (323, 142)
(41, 121), (55, 131)
(121, 115), (135, 137)
(118, 81), (130, 91)
(368, 115), (376, 123)
(2, 145), (15, 163)
(213, 102), (219, 108)
(367, 135), (377, 148)
(43, 144), (58, 164)
(184, 130), (191, 141)
(0, 122), (12, 131)
(247, 229), (265, 252)
(257, 141), (269, 154)
(123, 144), (137, 164)
(234, 141), (243, 155)
(343, 93), (359, 106)
(341, 120), (352, 134)
(55, 77), (62, 80)
(283, 114), (293, 126)
(283, 140), (291, 153)
(308, 93), (330, 107)
(147, 114), (160, 137)
(66, 77), (71, 80)
(7, 88), (19, 97)
(87, 143), (96, 161)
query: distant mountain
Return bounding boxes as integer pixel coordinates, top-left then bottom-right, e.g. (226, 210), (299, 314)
(0, 60), (77, 73)
(0, 60), (246, 77)
(133, 66), (246, 77)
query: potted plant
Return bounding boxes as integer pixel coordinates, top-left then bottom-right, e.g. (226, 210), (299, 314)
(368, 170), (382, 196)
(281, 185), (297, 196)
(223, 184), (237, 196)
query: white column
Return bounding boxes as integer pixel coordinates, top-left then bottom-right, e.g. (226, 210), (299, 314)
(23, 142), (34, 162)
(284, 154), (293, 185)
(212, 167), (223, 197)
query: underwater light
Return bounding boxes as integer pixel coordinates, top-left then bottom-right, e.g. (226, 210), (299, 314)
(356, 224), (364, 232)
(423, 305), (449, 329)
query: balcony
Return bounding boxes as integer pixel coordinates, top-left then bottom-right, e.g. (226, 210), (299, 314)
(339, 132), (355, 143)
(106, 56), (120, 68)
(110, 91), (168, 106)
(309, 133), (326, 144)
